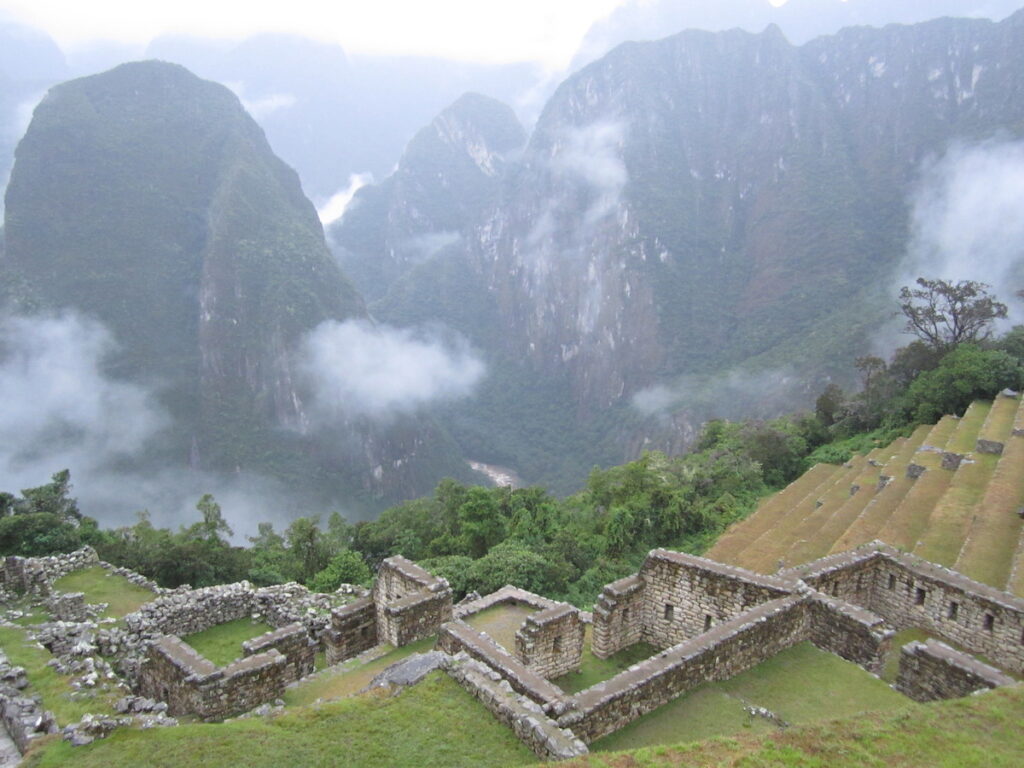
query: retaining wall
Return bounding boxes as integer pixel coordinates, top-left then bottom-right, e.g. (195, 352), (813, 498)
(242, 623), (315, 683)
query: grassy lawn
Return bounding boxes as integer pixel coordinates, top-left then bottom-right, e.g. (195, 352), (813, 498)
(0, 624), (119, 725)
(568, 684), (1024, 768)
(463, 603), (537, 652)
(284, 636), (437, 707)
(182, 618), (274, 667)
(592, 642), (909, 753)
(555, 630), (657, 695)
(25, 671), (534, 768)
(53, 567), (156, 618)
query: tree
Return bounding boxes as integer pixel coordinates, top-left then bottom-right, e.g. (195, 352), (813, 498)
(190, 494), (232, 542)
(814, 383), (844, 427)
(307, 550), (372, 593)
(898, 278), (1007, 351)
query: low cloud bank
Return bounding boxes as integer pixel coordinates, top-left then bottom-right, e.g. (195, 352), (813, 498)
(299, 319), (485, 421)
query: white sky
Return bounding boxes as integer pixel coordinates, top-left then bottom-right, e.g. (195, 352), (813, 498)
(0, 0), (639, 69)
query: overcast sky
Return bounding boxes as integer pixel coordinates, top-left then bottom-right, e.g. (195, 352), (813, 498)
(0, 0), (642, 69)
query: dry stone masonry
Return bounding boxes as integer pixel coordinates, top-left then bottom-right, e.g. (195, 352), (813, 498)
(3, 538), (1022, 760)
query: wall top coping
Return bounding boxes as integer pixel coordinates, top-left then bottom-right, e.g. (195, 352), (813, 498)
(221, 649), (285, 678)
(645, 549), (795, 593)
(571, 595), (805, 711)
(384, 588), (451, 613)
(442, 620), (568, 707)
(601, 574), (644, 597)
(331, 596), (374, 619)
(153, 635), (218, 678)
(381, 555), (442, 588)
(454, 585), (559, 619)
(806, 589), (891, 629)
(880, 551), (1024, 614)
(524, 603), (577, 628)
(242, 622), (306, 653)
(904, 640), (1017, 686)
(777, 542), (886, 581)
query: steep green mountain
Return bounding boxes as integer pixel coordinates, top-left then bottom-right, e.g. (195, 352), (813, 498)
(338, 11), (1024, 493)
(2, 60), (469, 512)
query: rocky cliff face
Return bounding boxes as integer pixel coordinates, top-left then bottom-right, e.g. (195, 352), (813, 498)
(342, 11), (1024, 490)
(2, 61), (467, 510)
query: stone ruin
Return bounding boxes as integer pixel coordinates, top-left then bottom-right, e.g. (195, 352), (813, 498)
(2, 541), (1022, 760)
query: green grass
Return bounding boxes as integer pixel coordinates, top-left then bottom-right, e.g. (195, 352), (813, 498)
(592, 642), (909, 753)
(0, 624), (118, 725)
(52, 566), (156, 618)
(25, 671), (534, 768)
(555, 633), (657, 695)
(567, 683), (1024, 768)
(284, 636), (437, 707)
(182, 618), (274, 667)
(913, 453), (997, 566)
(463, 603), (538, 652)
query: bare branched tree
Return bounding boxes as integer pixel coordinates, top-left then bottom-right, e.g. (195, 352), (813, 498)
(898, 278), (1007, 351)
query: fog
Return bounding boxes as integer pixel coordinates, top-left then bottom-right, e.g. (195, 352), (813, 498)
(0, 312), (311, 538)
(298, 319), (485, 422)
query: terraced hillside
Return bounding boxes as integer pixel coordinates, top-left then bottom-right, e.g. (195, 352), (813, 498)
(706, 393), (1024, 596)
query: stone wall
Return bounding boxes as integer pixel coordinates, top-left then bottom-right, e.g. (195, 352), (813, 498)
(895, 640), (1016, 702)
(124, 582), (255, 639)
(559, 596), (808, 744)
(804, 591), (893, 674)
(1, 547), (100, 595)
(637, 550), (793, 650)
(437, 621), (570, 715)
(869, 552), (1024, 675)
(45, 591), (89, 622)
(242, 623), (315, 683)
(591, 575), (645, 659)
(138, 636), (287, 721)
(515, 603), (585, 680)
(0, 649), (58, 754)
(324, 597), (378, 665)
(374, 556), (452, 647)
(454, 585), (560, 621)
(379, 589), (453, 647)
(445, 653), (589, 761)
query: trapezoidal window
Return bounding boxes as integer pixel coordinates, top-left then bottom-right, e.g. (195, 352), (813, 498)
(552, 636), (562, 654)
(621, 608), (630, 622)
(888, 574), (897, 590)
(948, 602), (959, 620)
(984, 613), (995, 631)
(664, 604), (675, 621)
(704, 614), (713, 631)
(915, 588), (926, 606)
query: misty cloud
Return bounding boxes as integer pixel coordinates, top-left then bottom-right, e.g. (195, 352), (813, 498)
(902, 140), (1024, 323)
(226, 81), (297, 120)
(553, 120), (627, 224)
(398, 231), (463, 261)
(0, 312), (321, 538)
(317, 172), (373, 226)
(299, 319), (485, 420)
(632, 365), (805, 421)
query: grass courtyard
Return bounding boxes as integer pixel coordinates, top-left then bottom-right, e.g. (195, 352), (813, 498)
(52, 566), (156, 618)
(182, 617), (274, 667)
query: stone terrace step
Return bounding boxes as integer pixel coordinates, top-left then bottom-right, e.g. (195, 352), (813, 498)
(707, 463), (841, 563)
(828, 423), (934, 554)
(915, 398), (1014, 568)
(784, 450), (887, 567)
(735, 456), (869, 574)
(956, 396), (1024, 593)
(876, 405), (987, 551)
